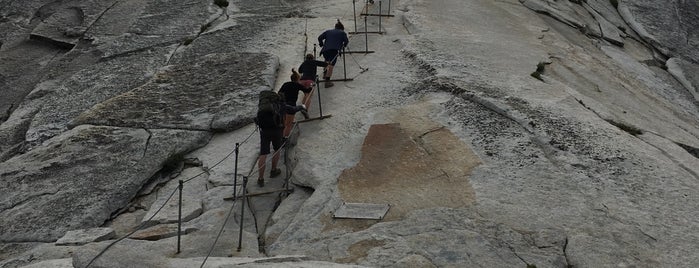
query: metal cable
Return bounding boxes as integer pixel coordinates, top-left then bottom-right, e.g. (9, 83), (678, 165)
(84, 186), (179, 268)
(199, 185), (244, 268)
(183, 127), (258, 184)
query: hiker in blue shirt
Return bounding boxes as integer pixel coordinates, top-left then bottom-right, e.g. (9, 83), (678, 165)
(318, 20), (349, 88)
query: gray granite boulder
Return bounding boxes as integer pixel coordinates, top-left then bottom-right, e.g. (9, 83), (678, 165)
(0, 125), (210, 242)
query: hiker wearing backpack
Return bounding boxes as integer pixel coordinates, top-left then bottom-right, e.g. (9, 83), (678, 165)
(279, 69), (311, 138)
(298, 54), (328, 110)
(318, 20), (349, 88)
(255, 90), (306, 187)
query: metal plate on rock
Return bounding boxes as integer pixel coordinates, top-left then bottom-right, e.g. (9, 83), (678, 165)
(333, 202), (390, 220)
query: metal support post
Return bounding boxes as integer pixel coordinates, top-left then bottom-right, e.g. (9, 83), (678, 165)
(353, 0), (358, 33)
(236, 176), (247, 252)
(365, 14), (368, 52)
(177, 180), (183, 254)
(378, 1), (382, 33)
(233, 143), (239, 200)
(343, 47), (348, 80)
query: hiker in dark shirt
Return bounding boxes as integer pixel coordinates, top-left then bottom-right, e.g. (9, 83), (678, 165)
(255, 91), (305, 187)
(318, 20), (349, 88)
(298, 54), (328, 110)
(278, 69), (310, 138)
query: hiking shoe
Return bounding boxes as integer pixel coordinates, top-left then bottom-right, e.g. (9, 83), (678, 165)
(325, 81), (334, 88)
(257, 178), (265, 187)
(300, 109), (310, 119)
(270, 168), (282, 178)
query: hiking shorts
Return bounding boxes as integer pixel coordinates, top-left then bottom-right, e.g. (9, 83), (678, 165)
(321, 49), (340, 65)
(259, 128), (283, 155)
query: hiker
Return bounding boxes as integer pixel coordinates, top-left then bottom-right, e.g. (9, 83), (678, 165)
(298, 54), (328, 109)
(317, 20), (349, 88)
(278, 69), (311, 138)
(255, 90), (306, 187)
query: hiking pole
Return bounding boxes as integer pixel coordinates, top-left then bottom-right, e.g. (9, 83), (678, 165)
(233, 143), (239, 200)
(177, 180), (183, 254)
(237, 176), (247, 252)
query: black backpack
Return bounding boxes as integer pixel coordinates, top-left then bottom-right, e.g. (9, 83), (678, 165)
(255, 90), (283, 129)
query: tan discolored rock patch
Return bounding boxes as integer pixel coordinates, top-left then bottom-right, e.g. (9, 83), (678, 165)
(336, 102), (481, 224)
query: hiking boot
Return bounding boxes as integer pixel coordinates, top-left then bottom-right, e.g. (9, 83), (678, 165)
(325, 81), (334, 88)
(270, 168), (282, 178)
(257, 178), (265, 187)
(300, 109), (310, 119)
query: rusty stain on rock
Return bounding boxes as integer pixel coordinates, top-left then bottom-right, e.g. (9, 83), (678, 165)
(336, 101), (481, 226)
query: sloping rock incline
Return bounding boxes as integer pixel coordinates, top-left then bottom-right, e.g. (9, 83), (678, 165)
(74, 53), (277, 131)
(0, 125), (210, 242)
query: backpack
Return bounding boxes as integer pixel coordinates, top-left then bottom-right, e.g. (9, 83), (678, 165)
(255, 90), (283, 129)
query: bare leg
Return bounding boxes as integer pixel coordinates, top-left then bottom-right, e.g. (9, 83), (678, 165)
(271, 150), (280, 171)
(302, 90), (312, 110)
(257, 154), (267, 180)
(283, 114), (294, 137)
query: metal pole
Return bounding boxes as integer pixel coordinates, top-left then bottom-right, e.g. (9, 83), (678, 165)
(388, 0), (391, 15)
(353, 0), (357, 33)
(316, 76), (324, 117)
(342, 47), (347, 80)
(237, 176), (248, 252)
(233, 143), (239, 200)
(364, 14), (368, 52)
(177, 180), (183, 254)
(378, 1), (382, 33)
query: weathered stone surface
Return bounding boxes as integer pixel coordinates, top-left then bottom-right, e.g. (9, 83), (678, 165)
(667, 57), (699, 102)
(74, 53), (278, 132)
(166, 256), (368, 268)
(29, 0), (119, 48)
(130, 224), (197, 241)
(0, 243), (79, 268)
(0, 125), (210, 242)
(583, 2), (623, 46)
(337, 121), (479, 221)
(89, 0), (216, 58)
(619, 0), (699, 63)
(55, 228), (115, 246)
(15, 258), (73, 268)
(585, 0), (634, 37)
(519, 0), (584, 28)
(141, 167), (208, 226)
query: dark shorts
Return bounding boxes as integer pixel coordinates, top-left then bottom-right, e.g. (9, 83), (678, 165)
(259, 128), (283, 155)
(321, 49), (340, 65)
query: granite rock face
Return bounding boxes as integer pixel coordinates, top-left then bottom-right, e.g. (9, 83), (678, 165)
(619, 0), (699, 63)
(0, 125), (210, 242)
(2, 0), (699, 267)
(73, 52), (278, 132)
